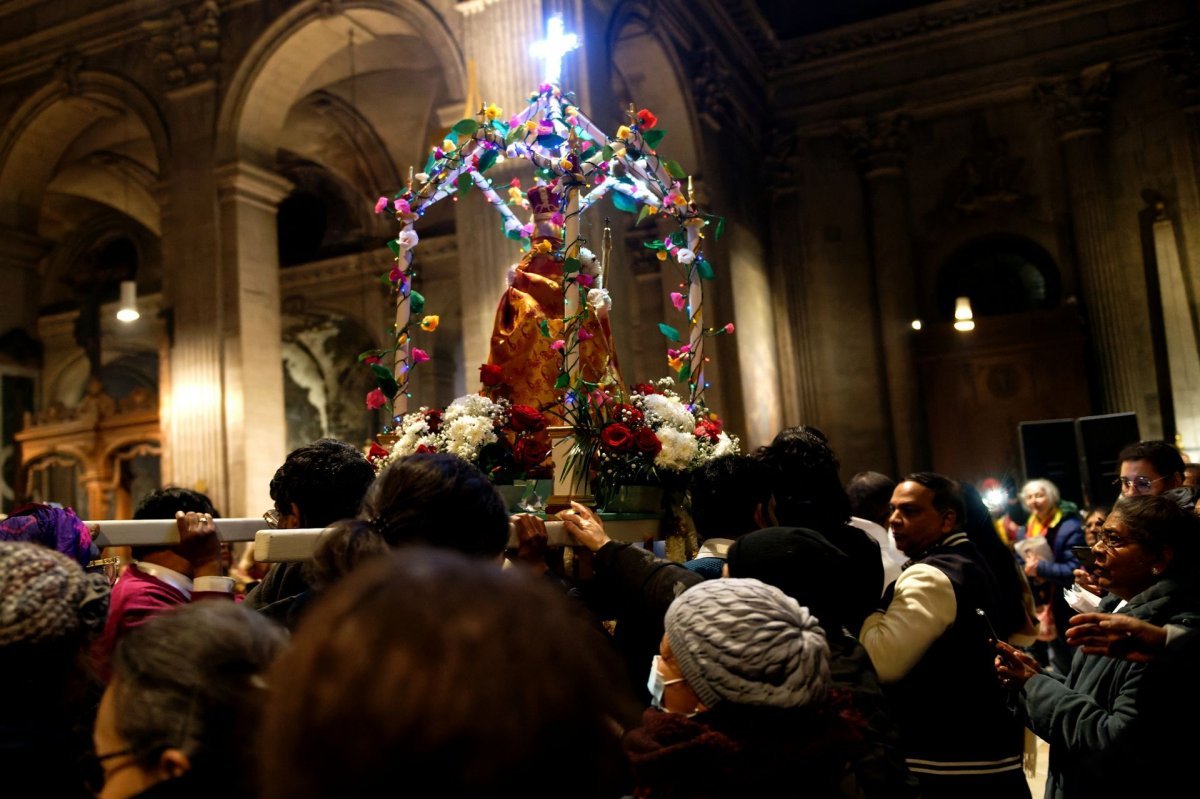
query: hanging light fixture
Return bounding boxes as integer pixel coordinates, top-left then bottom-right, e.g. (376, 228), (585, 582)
(117, 279), (139, 322)
(953, 296), (974, 332)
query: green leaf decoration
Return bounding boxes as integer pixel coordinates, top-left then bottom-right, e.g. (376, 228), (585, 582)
(664, 159), (687, 179)
(387, 239), (400, 256)
(642, 240), (666, 251)
(643, 129), (666, 149)
(636, 204), (654, 225)
(563, 257), (581, 275)
(410, 290), (426, 315)
(658, 323), (682, 342)
(506, 126), (523, 146)
(491, 120), (509, 138)
(602, 144), (614, 161)
(378, 272), (394, 288)
(423, 152), (436, 174)
(555, 373), (571, 389)
(612, 191), (639, 214)
(696, 259), (715, 281)
(537, 133), (565, 148)
(670, 230), (687, 248)
(539, 319), (551, 338)
(456, 173), (472, 198)
(678, 363), (691, 380)
(444, 130), (459, 146)
(453, 119), (479, 136)
(477, 149), (499, 173)
(357, 350), (378, 363)
(714, 216), (726, 240)
(506, 227), (525, 241)
(371, 364), (399, 396)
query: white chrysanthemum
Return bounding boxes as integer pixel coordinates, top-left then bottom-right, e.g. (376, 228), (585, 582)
(398, 229), (419, 250)
(711, 432), (739, 459)
(642, 393), (695, 432)
(444, 394), (497, 421)
(655, 427), (698, 471)
(442, 415), (498, 461)
(587, 288), (611, 310)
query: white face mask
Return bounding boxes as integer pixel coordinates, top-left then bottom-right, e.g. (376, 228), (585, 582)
(647, 654), (685, 710)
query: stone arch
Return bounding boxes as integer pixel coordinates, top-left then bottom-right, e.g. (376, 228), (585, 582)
(935, 233), (1062, 320)
(41, 213), (162, 309)
(0, 71), (168, 233)
(217, 0), (466, 167)
(607, 4), (701, 172)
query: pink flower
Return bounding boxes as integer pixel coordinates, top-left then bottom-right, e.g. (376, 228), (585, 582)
(520, 223), (534, 238)
(374, 196), (389, 214)
(550, 339), (565, 351)
(509, 177), (521, 188)
(724, 323), (735, 334)
(550, 212), (565, 226)
(590, 389), (609, 407)
(576, 273), (594, 288)
(394, 198), (411, 215)
(364, 355), (381, 366)
(577, 328), (594, 341)
(670, 292), (686, 311)
(411, 348), (430, 365)
(508, 115), (520, 130)
(365, 388), (388, 410)
(389, 266), (403, 283)
(539, 83), (552, 94)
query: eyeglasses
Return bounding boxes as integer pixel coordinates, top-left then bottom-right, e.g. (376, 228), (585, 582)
(1094, 530), (1140, 553)
(262, 509), (282, 529)
(1113, 475), (1167, 494)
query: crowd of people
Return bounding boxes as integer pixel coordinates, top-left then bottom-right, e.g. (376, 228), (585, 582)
(2, 431), (1197, 798)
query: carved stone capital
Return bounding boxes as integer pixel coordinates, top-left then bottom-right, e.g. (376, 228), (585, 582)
(689, 47), (734, 132)
(1034, 63), (1112, 141)
(764, 128), (802, 195)
(142, 1), (220, 87)
(845, 115), (910, 178)
(1165, 33), (1200, 114)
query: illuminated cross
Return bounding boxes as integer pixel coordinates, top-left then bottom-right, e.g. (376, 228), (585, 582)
(531, 13), (579, 86)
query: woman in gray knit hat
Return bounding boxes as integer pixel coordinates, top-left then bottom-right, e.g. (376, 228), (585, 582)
(624, 578), (870, 798)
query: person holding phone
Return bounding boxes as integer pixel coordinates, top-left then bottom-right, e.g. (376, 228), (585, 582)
(994, 495), (1200, 798)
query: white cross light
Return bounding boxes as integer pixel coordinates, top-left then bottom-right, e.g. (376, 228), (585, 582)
(531, 13), (579, 86)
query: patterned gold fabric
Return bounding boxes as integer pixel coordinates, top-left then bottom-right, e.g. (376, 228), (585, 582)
(487, 236), (620, 412)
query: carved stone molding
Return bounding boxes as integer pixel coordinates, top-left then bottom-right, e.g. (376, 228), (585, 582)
(54, 50), (84, 97)
(764, 128), (802, 196)
(1034, 64), (1113, 141)
(845, 114), (910, 178)
(689, 46), (734, 132)
(142, 1), (220, 87)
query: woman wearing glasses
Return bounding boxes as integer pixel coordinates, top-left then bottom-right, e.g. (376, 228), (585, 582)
(994, 495), (1200, 798)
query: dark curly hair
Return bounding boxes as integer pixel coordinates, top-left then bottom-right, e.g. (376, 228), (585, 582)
(308, 453), (508, 587)
(269, 439), (376, 528)
(754, 426), (850, 532)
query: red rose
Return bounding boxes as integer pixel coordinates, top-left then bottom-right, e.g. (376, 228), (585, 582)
(631, 383), (657, 396)
(635, 428), (662, 456)
(636, 108), (658, 129)
(415, 444), (435, 454)
(509, 404), (548, 433)
(600, 423), (635, 452)
(479, 363), (504, 387)
(612, 403), (644, 426)
(694, 419), (722, 442)
(513, 436), (550, 470)
(365, 388), (388, 410)
(367, 441), (390, 462)
(424, 409), (443, 433)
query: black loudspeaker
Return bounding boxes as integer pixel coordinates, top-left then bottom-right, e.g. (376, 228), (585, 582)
(1019, 419), (1085, 507)
(1076, 413), (1140, 507)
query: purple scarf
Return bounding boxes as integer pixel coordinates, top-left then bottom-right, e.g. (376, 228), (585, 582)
(0, 506), (94, 566)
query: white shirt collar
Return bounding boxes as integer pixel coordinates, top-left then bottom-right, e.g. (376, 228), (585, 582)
(696, 538), (735, 560)
(135, 561), (193, 598)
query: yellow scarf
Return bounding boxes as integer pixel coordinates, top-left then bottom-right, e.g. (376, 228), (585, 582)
(1026, 509), (1062, 538)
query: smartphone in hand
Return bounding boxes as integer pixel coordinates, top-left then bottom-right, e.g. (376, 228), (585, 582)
(1071, 544), (1097, 569)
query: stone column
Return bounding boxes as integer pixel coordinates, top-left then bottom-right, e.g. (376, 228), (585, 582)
(0, 230), (49, 343)
(216, 162), (291, 517)
(765, 147), (820, 427)
(848, 115), (920, 476)
(453, 0), (555, 383)
(1036, 65), (1141, 415)
(159, 80), (227, 510)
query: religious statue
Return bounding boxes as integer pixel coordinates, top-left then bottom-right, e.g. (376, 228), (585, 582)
(485, 182), (621, 411)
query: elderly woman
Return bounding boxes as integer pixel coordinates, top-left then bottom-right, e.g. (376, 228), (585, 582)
(1017, 478), (1085, 673)
(995, 495), (1200, 798)
(625, 578), (869, 798)
(92, 602), (286, 799)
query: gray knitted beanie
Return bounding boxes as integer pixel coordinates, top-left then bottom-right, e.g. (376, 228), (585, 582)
(664, 577), (830, 711)
(0, 541), (108, 647)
